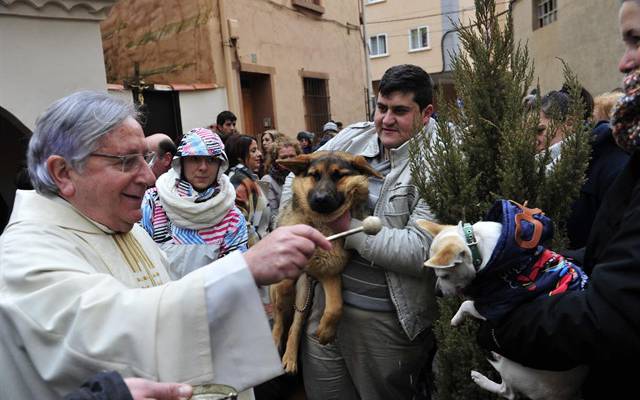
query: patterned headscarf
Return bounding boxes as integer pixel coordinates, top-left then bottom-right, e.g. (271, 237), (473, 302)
(172, 128), (229, 200)
(155, 128), (236, 229)
(611, 68), (640, 153)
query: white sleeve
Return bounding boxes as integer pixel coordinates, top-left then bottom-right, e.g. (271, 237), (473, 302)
(0, 222), (280, 397)
(203, 251), (283, 391)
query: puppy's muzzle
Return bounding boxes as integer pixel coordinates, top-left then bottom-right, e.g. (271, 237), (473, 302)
(308, 189), (344, 214)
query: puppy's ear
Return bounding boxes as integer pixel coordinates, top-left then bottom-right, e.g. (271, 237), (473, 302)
(416, 219), (448, 237)
(424, 240), (466, 269)
(349, 154), (383, 178)
(277, 154), (313, 176)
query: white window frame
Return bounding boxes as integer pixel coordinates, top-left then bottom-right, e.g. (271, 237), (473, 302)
(369, 33), (388, 58)
(408, 26), (430, 52)
(536, 0), (557, 28)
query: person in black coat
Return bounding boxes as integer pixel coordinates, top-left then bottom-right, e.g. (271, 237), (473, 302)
(477, 1), (640, 398)
(535, 87), (629, 252)
(565, 119), (629, 249)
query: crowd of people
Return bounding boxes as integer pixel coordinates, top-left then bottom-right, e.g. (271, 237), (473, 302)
(2, 1), (640, 399)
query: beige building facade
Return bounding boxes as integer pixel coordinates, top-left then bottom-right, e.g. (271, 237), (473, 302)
(511, 0), (625, 96)
(364, 0), (508, 106)
(101, 0), (367, 139)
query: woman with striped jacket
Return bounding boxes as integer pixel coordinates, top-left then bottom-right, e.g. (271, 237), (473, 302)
(140, 127), (248, 279)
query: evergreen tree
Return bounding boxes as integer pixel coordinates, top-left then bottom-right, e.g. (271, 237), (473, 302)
(409, 0), (592, 398)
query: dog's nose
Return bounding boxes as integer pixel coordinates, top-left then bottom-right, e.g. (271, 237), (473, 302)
(309, 191), (341, 214)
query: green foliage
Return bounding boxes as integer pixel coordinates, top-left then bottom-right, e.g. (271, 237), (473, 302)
(409, 0), (592, 398)
(432, 297), (500, 400)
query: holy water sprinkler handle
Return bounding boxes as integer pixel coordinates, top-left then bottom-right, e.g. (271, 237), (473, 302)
(326, 216), (383, 241)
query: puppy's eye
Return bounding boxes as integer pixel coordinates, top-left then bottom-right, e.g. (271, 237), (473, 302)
(309, 171), (321, 180)
(332, 171), (343, 181)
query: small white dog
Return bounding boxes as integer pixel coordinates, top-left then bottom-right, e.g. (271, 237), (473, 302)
(417, 200), (588, 400)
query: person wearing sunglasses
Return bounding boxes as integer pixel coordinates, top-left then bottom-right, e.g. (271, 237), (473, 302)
(0, 90), (331, 400)
(140, 127), (248, 280)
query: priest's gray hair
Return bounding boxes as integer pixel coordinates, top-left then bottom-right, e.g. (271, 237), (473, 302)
(27, 90), (139, 195)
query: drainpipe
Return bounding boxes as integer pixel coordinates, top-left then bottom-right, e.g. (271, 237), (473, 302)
(439, 1), (516, 75)
(360, 0), (375, 121)
(217, 0), (242, 131)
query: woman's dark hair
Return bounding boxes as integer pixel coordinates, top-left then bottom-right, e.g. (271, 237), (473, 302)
(541, 90), (571, 120)
(225, 134), (256, 169)
(560, 84), (594, 121)
(542, 85), (594, 122)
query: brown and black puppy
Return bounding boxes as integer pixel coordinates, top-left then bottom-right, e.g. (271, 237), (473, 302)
(271, 151), (381, 373)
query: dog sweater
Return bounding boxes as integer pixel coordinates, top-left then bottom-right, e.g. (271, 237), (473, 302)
(464, 200), (589, 322)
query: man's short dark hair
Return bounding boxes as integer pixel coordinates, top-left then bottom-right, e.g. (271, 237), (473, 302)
(216, 111), (237, 126)
(158, 138), (177, 157)
(378, 64), (433, 111)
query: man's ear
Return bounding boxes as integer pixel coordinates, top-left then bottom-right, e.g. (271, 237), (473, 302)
(161, 152), (173, 168)
(46, 155), (75, 198)
(421, 104), (434, 125)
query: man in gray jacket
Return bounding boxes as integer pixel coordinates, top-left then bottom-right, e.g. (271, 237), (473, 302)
(280, 64), (438, 400)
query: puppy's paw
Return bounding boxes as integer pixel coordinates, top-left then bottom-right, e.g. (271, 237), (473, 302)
(470, 370), (483, 383)
(282, 352), (298, 374)
(316, 325), (337, 345)
(471, 370), (495, 391)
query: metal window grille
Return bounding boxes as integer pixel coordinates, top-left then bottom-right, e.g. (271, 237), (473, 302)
(537, 0), (557, 28)
(303, 77), (330, 138)
(369, 34), (387, 56)
(410, 26), (429, 50)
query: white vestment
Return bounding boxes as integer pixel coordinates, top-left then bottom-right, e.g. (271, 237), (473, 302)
(0, 190), (281, 399)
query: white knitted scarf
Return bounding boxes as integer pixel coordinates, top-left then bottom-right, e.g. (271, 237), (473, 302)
(155, 168), (236, 230)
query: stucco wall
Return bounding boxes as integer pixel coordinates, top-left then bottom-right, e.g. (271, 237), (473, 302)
(0, 14), (107, 129)
(219, 0), (367, 136)
(179, 88), (229, 133)
(101, 0), (217, 85)
(512, 0), (625, 96)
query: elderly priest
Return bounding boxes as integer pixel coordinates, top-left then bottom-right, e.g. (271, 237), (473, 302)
(0, 91), (330, 399)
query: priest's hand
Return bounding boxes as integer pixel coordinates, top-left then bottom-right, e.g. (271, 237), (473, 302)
(244, 224), (332, 285)
(124, 378), (192, 400)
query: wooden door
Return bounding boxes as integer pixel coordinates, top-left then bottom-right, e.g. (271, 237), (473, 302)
(242, 86), (255, 136)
